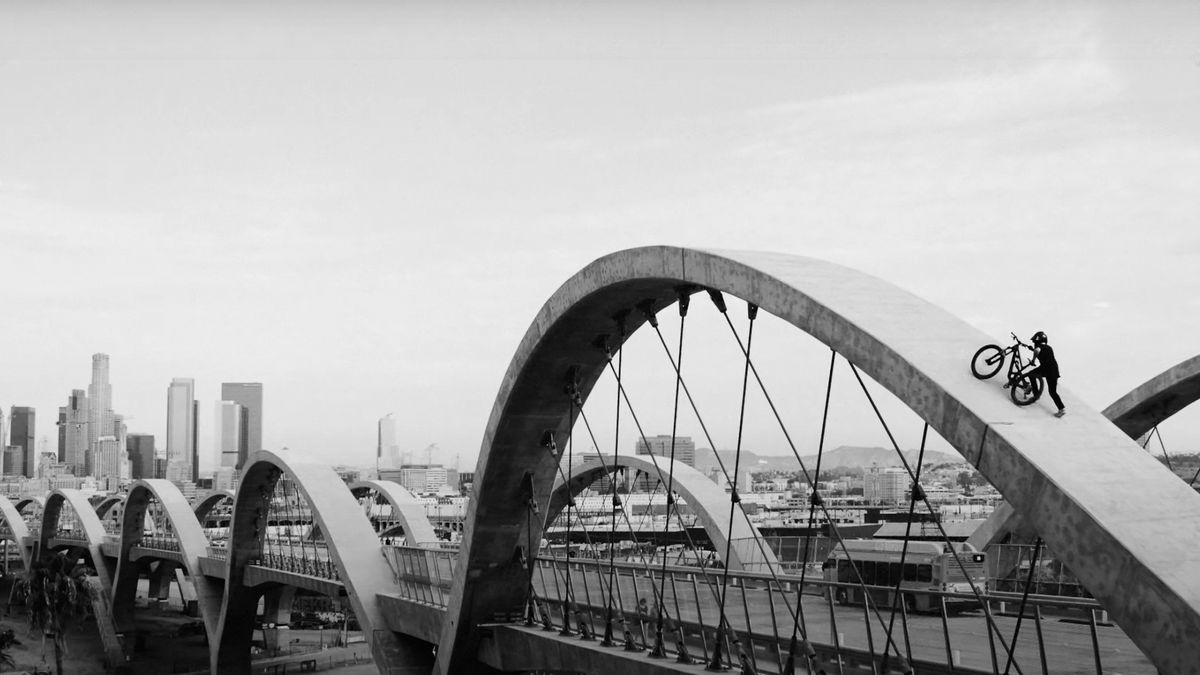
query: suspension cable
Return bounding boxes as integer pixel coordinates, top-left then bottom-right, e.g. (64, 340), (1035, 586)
(880, 422), (930, 673)
(847, 362), (1023, 671)
(1002, 537), (1044, 675)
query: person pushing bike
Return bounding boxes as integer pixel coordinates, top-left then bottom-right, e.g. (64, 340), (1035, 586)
(1013, 331), (1065, 417)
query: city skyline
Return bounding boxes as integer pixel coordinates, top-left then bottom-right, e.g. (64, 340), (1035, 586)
(2, 3), (1198, 470)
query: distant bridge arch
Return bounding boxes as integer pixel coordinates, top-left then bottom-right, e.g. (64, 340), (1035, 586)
(40, 489), (114, 595)
(213, 451), (432, 675)
(112, 480), (223, 641)
(547, 453), (777, 572)
(435, 246), (1200, 675)
(349, 480), (439, 546)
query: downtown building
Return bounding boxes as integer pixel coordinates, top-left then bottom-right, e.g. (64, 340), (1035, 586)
(6, 407), (36, 479)
(56, 389), (89, 475)
(220, 383), (262, 469)
(166, 378), (197, 484)
(126, 433), (156, 480)
(88, 354), (115, 477)
(214, 400), (244, 490)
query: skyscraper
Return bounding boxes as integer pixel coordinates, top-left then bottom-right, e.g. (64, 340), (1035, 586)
(62, 390), (88, 475)
(378, 414), (400, 469)
(221, 383), (262, 468)
(9, 407), (35, 479)
(88, 354), (114, 475)
(632, 434), (696, 491)
(166, 378), (196, 485)
(126, 433), (155, 480)
(216, 401), (244, 469)
(95, 436), (122, 491)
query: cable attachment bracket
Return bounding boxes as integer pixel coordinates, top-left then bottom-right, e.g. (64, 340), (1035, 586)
(540, 430), (558, 460)
(636, 299), (659, 328)
(747, 303), (759, 321)
(675, 284), (698, 317)
(707, 289), (728, 314)
(809, 491), (823, 507)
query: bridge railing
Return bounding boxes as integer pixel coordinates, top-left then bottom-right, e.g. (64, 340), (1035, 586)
(528, 556), (1152, 675)
(382, 544), (457, 607)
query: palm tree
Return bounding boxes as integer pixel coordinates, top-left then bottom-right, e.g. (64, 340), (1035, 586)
(21, 552), (93, 675)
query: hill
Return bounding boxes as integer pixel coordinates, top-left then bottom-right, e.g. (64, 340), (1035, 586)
(693, 445), (963, 474)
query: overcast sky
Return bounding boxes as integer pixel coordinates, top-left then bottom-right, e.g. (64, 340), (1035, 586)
(2, 2), (1198, 473)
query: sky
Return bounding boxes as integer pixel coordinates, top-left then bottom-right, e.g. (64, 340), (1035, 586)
(1, 1), (1198, 473)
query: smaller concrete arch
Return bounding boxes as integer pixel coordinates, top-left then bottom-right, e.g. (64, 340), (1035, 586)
(16, 496), (44, 515)
(194, 489), (235, 524)
(0, 496), (33, 569)
(40, 489), (114, 597)
(349, 480), (439, 546)
(548, 454), (777, 572)
(1103, 354), (1200, 439)
(213, 451), (432, 675)
(94, 494), (125, 519)
(111, 480), (223, 642)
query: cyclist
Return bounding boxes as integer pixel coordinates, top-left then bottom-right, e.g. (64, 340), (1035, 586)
(1023, 331), (1065, 417)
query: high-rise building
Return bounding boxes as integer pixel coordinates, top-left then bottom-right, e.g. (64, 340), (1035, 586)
(126, 433), (155, 480)
(95, 436), (122, 491)
(221, 383), (262, 468)
(59, 390), (88, 475)
(3, 446), (24, 477)
(88, 354), (114, 475)
(216, 401), (244, 469)
(632, 435), (696, 491)
(9, 407), (36, 479)
(378, 414), (401, 469)
(863, 466), (910, 504)
(166, 378), (196, 485)
(635, 435), (696, 467)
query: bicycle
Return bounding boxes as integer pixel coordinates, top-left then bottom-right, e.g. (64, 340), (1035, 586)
(971, 333), (1043, 406)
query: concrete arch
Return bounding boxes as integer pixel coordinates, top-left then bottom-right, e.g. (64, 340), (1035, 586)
(548, 454), (777, 572)
(435, 246), (1200, 675)
(16, 496), (44, 515)
(0, 496), (33, 569)
(111, 480), (223, 641)
(213, 451), (432, 675)
(194, 489), (235, 524)
(1104, 354), (1200, 439)
(974, 353), (1200, 549)
(349, 480), (440, 546)
(94, 494), (125, 519)
(40, 489), (114, 597)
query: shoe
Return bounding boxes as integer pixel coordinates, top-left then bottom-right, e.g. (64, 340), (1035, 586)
(1054, 409), (1066, 418)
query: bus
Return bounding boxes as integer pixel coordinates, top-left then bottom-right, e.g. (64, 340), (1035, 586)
(822, 539), (987, 613)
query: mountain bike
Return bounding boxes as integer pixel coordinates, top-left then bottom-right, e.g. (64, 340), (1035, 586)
(971, 333), (1043, 406)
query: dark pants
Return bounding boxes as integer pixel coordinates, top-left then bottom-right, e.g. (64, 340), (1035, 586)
(1028, 367), (1064, 410)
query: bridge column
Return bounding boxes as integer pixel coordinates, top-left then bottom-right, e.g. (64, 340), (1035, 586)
(261, 586), (297, 655)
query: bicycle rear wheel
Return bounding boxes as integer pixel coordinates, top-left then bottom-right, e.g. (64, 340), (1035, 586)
(1010, 375), (1043, 406)
(971, 344), (1005, 379)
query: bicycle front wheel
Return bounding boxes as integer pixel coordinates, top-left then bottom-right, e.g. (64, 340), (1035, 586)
(971, 345), (1005, 379)
(1010, 376), (1043, 406)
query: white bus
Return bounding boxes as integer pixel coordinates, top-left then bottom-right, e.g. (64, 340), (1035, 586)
(823, 539), (987, 613)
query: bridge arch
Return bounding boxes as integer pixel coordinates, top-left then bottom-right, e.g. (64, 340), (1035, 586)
(111, 480), (223, 640)
(194, 489), (235, 524)
(40, 489), (114, 596)
(974, 353), (1200, 548)
(95, 494), (125, 519)
(213, 451), (431, 675)
(436, 246), (1200, 674)
(0, 497), (32, 569)
(349, 480), (439, 546)
(547, 454), (777, 572)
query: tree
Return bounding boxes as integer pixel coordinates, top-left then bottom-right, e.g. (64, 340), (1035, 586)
(20, 552), (94, 675)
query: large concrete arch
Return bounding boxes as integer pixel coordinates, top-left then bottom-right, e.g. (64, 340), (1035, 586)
(349, 480), (440, 546)
(0, 496), (33, 569)
(435, 246), (1200, 675)
(40, 489), (114, 597)
(213, 451), (432, 675)
(547, 454), (777, 572)
(111, 480), (223, 641)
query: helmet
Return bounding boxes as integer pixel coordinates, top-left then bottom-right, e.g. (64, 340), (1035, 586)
(1031, 331), (1048, 344)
